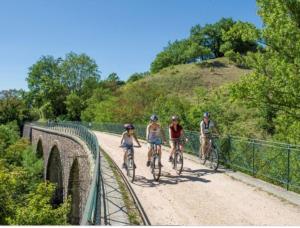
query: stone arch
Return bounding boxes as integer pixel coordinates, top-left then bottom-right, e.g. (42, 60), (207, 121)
(36, 138), (43, 159)
(68, 158), (81, 225)
(46, 144), (64, 207)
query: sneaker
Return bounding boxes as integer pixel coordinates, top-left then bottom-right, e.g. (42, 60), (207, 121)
(146, 161), (151, 167)
(122, 163), (127, 169)
(169, 156), (173, 162)
(159, 162), (163, 167)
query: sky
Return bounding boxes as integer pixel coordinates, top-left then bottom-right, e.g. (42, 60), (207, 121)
(0, 0), (262, 91)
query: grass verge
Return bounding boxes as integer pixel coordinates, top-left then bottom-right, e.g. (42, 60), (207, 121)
(101, 148), (142, 225)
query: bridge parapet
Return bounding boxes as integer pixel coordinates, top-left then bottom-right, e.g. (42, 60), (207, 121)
(23, 122), (102, 225)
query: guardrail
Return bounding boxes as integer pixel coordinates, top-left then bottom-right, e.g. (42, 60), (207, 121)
(86, 122), (300, 193)
(31, 121), (102, 225)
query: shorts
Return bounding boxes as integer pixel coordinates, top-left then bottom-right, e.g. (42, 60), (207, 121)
(122, 143), (133, 152)
(170, 138), (184, 148)
(147, 138), (162, 148)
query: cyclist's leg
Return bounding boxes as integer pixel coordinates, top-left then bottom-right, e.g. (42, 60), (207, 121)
(169, 140), (175, 161)
(147, 143), (152, 166)
(157, 144), (163, 166)
(200, 136), (206, 159)
(205, 137), (211, 157)
(179, 143), (184, 154)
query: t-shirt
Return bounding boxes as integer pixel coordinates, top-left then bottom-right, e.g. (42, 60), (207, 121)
(122, 132), (133, 146)
(200, 120), (214, 135)
(169, 124), (183, 139)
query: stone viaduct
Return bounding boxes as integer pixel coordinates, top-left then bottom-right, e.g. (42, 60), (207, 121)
(23, 124), (95, 225)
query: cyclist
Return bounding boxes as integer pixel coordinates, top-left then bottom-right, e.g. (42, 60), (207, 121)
(120, 123), (141, 169)
(168, 115), (187, 162)
(200, 112), (219, 159)
(146, 114), (167, 167)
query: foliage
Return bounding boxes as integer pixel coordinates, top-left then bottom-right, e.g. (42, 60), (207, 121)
(150, 39), (211, 73)
(0, 90), (35, 126)
(127, 72), (150, 83)
(231, 0), (300, 138)
(190, 17), (236, 58)
(0, 122), (69, 225)
(7, 182), (70, 225)
(0, 121), (20, 153)
(26, 53), (101, 119)
(61, 52), (100, 94)
(65, 93), (84, 121)
(220, 21), (260, 55)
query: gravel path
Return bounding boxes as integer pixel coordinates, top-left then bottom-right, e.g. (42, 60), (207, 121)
(95, 131), (300, 225)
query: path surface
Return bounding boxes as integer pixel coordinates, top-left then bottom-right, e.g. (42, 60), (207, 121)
(95, 131), (300, 225)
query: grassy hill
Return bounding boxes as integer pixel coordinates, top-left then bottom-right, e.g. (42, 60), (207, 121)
(135, 57), (251, 99)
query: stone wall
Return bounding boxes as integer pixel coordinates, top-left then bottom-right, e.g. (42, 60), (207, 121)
(23, 124), (94, 224)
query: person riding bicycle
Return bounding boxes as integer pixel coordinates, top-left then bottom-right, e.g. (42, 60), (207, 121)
(120, 123), (141, 169)
(168, 115), (187, 162)
(146, 114), (167, 167)
(200, 112), (219, 159)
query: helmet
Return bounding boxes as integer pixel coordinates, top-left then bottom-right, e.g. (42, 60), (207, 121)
(203, 112), (210, 118)
(171, 115), (179, 121)
(150, 114), (158, 122)
(124, 123), (135, 130)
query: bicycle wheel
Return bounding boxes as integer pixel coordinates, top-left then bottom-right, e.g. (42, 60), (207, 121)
(174, 151), (183, 175)
(209, 146), (219, 171)
(151, 154), (161, 181)
(127, 157), (135, 182)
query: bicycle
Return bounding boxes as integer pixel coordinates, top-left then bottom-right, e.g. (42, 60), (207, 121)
(199, 135), (219, 171)
(120, 145), (139, 183)
(170, 138), (184, 175)
(149, 142), (162, 181)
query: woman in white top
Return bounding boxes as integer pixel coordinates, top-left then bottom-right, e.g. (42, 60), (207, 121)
(146, 114), (166, 167)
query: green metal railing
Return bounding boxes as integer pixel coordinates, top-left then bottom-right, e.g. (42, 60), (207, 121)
(31, 121), (102, 224)
(86, 122), (300, 193)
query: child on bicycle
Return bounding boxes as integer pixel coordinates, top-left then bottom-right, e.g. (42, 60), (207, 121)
(120, 123), (141, 169)
(168, 115), (187, 162)
(146, 114), (167, 167)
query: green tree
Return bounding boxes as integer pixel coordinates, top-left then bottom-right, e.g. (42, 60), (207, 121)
(65, 93), (84, 121)
(61, 52), (100, 95)
(231, 0), (300, 135)
(150, 39), (211, 73)
(127, 72), (150, 83)
(7, 182), (70, 225)
(27, 56), (68, 117)
(0, 90), (34, 126)
(190, 17), (236, 58)
(81, 87), (113, 122)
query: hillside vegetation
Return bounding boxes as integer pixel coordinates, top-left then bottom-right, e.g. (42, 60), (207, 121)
(136, 57), (250, 98)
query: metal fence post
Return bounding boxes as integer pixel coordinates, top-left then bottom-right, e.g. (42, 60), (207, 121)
(228, 135), (231, 166)
(252, 139), (255, 176)
(287, 145), (291, 191)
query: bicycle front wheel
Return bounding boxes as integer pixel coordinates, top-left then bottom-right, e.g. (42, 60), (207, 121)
(174, 151), (183, 175)
(152, 155), (161, 181)
(209, 147), (219, 171)
(127, 157), (135, 182)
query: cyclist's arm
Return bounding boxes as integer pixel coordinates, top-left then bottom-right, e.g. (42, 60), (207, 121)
(120, 132), (125, 145)
(168, 127), (172, 140)
(133, 133), (141, 147)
